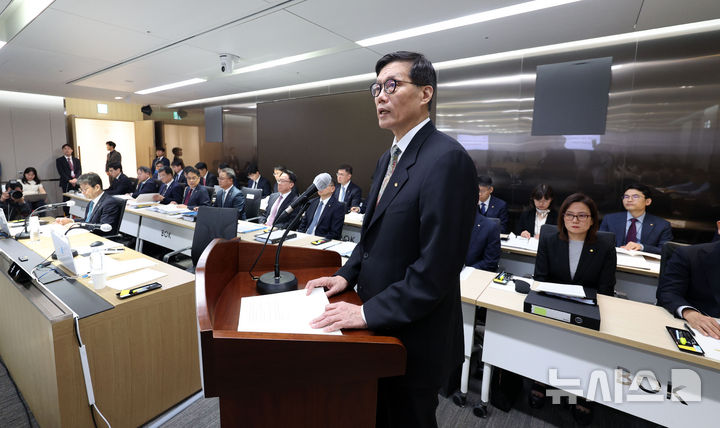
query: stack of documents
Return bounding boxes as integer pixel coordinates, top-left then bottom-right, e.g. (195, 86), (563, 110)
(536, 281), (596, 305)
(147, 204), (193, 215)
(503, 232), (540, 251)
(615, 252), (652, 270)
(689, 322), (720, 361)
(238, 288), (341, 335)
(323, 241), (357, 257)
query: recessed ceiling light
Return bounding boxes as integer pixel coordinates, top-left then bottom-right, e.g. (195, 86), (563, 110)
(114, 96), (123, 100)
(355, 0), (581, 47)
(169, 18), (720, 108)
(135, 78), (206, 95)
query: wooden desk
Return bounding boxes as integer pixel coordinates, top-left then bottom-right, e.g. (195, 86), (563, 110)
(465, 273), (720, 427)
(0, 229), (201, 428)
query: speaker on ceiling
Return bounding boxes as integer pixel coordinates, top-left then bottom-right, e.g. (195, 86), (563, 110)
(177, 110), (188, 119)
(141, 105), (153, 116)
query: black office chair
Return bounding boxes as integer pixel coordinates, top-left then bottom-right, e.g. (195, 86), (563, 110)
(659, 241), (688, 280)
(241, 187), (263, 222)
(105, 198), (135, 247)
(596, 230), (616, 249)
(204, 185), (216, 204)
(163, 206), (238, 272)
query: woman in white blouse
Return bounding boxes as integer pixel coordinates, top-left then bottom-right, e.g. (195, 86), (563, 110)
(515, 184), (558, 238)
(21, 167), (46, 195)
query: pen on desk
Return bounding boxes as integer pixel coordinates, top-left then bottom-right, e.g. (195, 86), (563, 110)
(684, 323), (696, 337)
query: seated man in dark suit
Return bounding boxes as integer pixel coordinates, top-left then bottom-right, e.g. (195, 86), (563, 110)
(171, 159), (187, 184)
(172, 167), (210, 210)
(465, 209), (501, 272)
(213, 168), (246, 219)
(1, 180), (32, 221)
(151, 147), (171, 178)
(153, 167), (184, 204)
(599, 183), (673, 254)
(298, 179), (344, 240)
(131, 166), (160, 198)
(657, 241), (720, 339)
(334, 164), (362, 213)
(195, 162), (218, 187)
(56, 173), (122, 236)
(105, 162), (134, 195)
(246, 163), (272, 197)
(261, 170), (298, 230)
(477, 175), (509, 233)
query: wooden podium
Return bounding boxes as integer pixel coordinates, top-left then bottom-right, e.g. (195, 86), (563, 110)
(195, 239), (406, 428)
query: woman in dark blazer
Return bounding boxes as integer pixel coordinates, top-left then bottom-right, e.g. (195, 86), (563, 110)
(516, 184), (558, 239)
(530, 193), (616, 424)
(534, 192), (616, 296)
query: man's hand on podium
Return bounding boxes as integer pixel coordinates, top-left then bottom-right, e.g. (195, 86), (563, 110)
(306, 276), (367, 332)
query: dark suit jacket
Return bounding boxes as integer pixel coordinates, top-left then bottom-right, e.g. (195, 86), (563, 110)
(516, 208), (558, 237)
(657, 241), (720, 318)
(298, 195), (345, 240)
(105, 173), (134, 195)
(158, 181), (184, 205)
(534, 230), (617, 296)
(105, 150), (122, 170)
(333, 181), (362, 212)
(248, 176), (272, 198)
(465, 212), (502, 272)
(714, 233), (720, 243)
(181, 186), (210, 209)
(85, 193), (122, 235)
(55, 156), (82, 192)
(480, 196), (509, 234)
(131, 178), (160, 199)
(174, 171), (187, 185)
(201, 172), (218, 187)
(261, 191), (298, 230)
(599, 212), (673, 254)
(213, 185), (246, 220)
(336, 121), (477, 388)
(151, 156), (170, 176)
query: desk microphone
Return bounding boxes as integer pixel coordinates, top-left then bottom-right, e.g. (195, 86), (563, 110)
(74, 223), (112, 232)
(15, 200), (77, 239)
(276, 173), (332, 223)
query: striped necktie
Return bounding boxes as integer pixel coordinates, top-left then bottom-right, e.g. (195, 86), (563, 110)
(377, 145), (401, 206)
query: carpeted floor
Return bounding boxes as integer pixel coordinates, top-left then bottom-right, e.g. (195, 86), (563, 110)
(1, 355), (660, 428)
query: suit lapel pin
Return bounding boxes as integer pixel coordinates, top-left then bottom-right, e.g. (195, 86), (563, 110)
(650, 223), (654, 226)
(589, 249), (594, 253)
(394, 182), (398, 187)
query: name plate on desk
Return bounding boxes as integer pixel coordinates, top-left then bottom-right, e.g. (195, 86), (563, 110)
(138, 217), (193, 254)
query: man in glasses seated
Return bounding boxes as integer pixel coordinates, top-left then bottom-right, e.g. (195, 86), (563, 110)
(599, 183), (672, 254)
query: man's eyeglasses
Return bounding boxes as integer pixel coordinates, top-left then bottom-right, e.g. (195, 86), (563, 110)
(370, 79), (418, 97)
(622, 194), (644, 200)
(564, 212), (591, 221)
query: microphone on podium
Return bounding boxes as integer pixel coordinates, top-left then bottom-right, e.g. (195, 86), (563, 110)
(256, 173), (332, 294)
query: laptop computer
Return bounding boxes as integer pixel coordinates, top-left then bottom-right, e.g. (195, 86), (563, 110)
(51, 230), (86, 275)
(0, 210), (11, 237)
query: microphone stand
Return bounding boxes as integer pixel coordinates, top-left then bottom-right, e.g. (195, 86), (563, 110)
(256, 198), (313, 294)
(15, 203), (61, 240)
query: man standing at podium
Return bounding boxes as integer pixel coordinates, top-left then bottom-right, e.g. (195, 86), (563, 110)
(306, 51), (477, 428)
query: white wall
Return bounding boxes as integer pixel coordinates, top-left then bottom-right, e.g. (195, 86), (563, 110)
(74, 118), (138, 188)
(0, 90), (66, 204)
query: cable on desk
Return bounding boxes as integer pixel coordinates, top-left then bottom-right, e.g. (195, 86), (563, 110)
(73, 316), (112, 428)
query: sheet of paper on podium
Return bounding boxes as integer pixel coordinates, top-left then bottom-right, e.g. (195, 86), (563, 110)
(238, 288), (342, 335)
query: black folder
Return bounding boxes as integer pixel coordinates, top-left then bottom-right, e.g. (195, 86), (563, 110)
(523, 290), (601, 330)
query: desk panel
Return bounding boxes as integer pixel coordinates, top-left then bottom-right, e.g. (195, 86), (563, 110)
(138, 216), (193, 254)
(483, 310), (719, 428)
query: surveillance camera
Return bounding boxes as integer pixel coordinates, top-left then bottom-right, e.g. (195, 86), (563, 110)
(219, 53), (239, 74)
